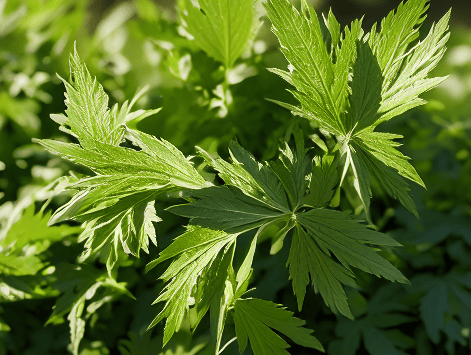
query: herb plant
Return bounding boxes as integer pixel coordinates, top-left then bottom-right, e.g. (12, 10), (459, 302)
(0, 0), (458, 354)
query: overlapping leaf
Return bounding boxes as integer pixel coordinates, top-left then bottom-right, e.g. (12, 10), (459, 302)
(267, 0), (450, 215)
(199, 141), (290, 212)
(289, 209), (407, 318)
(174, 136), (407, 323)
(303, 154), (340, 208)
(170, 142), (292, 237)
(146, 226), (236, 345)
(36, 54), (209, 272)
(169, 186), (284, 233)
(269, 128), (311, 210)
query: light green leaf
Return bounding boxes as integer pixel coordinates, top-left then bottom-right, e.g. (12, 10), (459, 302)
(233, 298), (324, 354)
(332, 19), (363, 114)
(179, 0), (257, 69)
(0, 254), (44, 276)
(376, 9), (451, 124)
(323, 8), (341, 54)
(37, 132), (207, 191)
(235, 233), (258, 295)
(37, 130), (207, 272)
(368, 0), (429, 87)
(58, 48), (123, 147)
(265, 0), (341, 135)
(147, 226), (236, 345)
(75, 193), (162, 272)
(1, 204), (81, 251)
(0, 275), (57, 302)
(210, 280), (234, 354)
(126, 129), (210, 190)
(0, 204), (80, 300)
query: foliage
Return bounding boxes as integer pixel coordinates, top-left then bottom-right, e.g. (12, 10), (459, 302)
(1, 0), (469, 354)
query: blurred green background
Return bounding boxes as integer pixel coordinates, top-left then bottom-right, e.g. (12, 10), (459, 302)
(0, 0), (470, 354)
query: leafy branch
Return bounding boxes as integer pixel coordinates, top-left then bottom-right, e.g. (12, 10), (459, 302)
(33, 0), (450, 354)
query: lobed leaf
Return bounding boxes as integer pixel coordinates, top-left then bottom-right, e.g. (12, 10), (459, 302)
(234, 297), (324, 354)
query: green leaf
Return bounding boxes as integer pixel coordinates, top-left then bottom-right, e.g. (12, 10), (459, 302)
(288, 225), (357, 317)
(290, 209), (406, 317)
(348, 141), (419, 217)
(58, 48), (124, 147)
(1, 204), (81, 252)
(235, 233), (258, 296)
(0, 204), (80, 300)
(37, 131), (208, 192)
(75, 192), (161, 272)
(267, 0), (450, 215)
(126, 129), (210, 190)
(55, 50), (160, 148)
(0, 274), (57, 302)
(36, 50), (210, 272)
(269, 128), (311, 210)
(331, 19), (363, 114)
(199, 141), (290, 212)
(119, 324), (208, 355)
(0, 254), (44, 276)
(179, 0), (258, 69)
(323, 8), (341, 54)
(233, 298), (324, 354)
(210, 279), (235, 354)
(303, 154), (340, 208)
(146, 226), (236, 345)
(376, 9), (450, 125)
(298, 209), (406, 280)
(331, 284), (416, 355)
(47, 264), (134, 355)
(412, 272), (471, 348)
(367, 0), (430, 91)
(344, 40), (383, 133)
(37, 130), (208, 272)
(265, 0), (341, 135)
(169, 186), (285, 234)
(355, 130), (424, 188)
